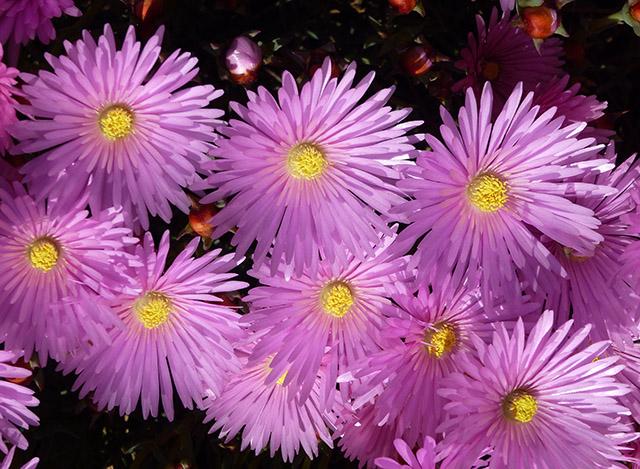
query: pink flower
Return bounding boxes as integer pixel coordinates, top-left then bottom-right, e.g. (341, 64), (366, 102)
(61, 232), (246, 420)
(453, 9), (564, 113)
(0, 0), (80, 46)
(195, 57), (420, 278)
(11, 24), (223, 229)
(437, 311), (635, 468)
(392, 83), (613, 306)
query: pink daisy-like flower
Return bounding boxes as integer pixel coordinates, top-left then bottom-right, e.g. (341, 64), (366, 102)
(375, 436), (437, 469)
(0, 182), (133, 363)
(393, 82), (614, 305)
(532, 75), (612, 143)
(204, 346), (339, 463)
(11, 24), (223, 229)
(453, 9), (564, 113)
(61, 232), (246, 421)
(0, 44), (19, 155)
(345, 282), (538, 445)
(195, 57), (420, 277)
(0, 351), (38, 454)
(0, 0), (80, 47)
(0, 445), (38, 469)
(243, 235), (408, 407)
(437, 311), (635, 469)
(545, 144), (640, 338)
(338, 402), (405, 468)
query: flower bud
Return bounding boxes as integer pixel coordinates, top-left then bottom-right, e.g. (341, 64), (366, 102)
(188, 198), (218, 238)
(631, 1), (640, 23)
(520, 6), (559, 39)
(389, 0), (416, 15)
(225, 36), (262, 85)
(400, 44), (436, 77)
(131, 0), (164, 23)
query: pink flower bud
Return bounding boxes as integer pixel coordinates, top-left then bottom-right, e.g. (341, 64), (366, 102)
(225, 36), (262, 85)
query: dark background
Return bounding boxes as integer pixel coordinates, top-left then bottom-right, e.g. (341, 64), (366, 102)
(9, 0), (640, 467)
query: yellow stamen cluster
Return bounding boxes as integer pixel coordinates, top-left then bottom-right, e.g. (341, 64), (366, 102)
(503, 390), (538, 423)
(481, 60), (500, 81)
(287, 142), (327, 180)
(99, 105), (134, 140)
(424, 323), (456, 358)
(321, 281), (354, 318)
(135, 291), (172, 330)
(467, 173), (508, 212)
(28, 237), (60, 273)
(562, 246), (591, 262)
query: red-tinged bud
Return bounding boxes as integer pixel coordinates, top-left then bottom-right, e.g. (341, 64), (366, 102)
(400, 44), (435, 77)
(188, 198), (218, 238)
(563, 40), (585, 67)
(6, 358), (33, 386)
(226, 36), (262, 86)
(520, 6), (559, 39)
(131, 0), (164, 23)
(307, 50), (340, 78)
(631, 1), (640, 23)
(389, 0), (416, 15)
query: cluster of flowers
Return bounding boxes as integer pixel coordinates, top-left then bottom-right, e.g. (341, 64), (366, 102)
(1, 0), (640, 468)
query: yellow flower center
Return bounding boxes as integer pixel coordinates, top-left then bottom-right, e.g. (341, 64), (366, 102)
(99, 105), (134, 140)
(423, 323), (456, 358)
(135, 291), (172, 330)
(481, 60), (500, 81)
(287, 142), (327, 180)
(562, 246), (591, 262)
(321, 281), (354, 318)
(503, 390), (538, 423)
(467, 173), (508, 212)
(27, 237), (60, 273)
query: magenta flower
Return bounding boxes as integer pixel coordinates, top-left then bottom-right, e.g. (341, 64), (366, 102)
(204, 348), (339, 462)
(345, 282), (538, 445)
(338, 402), (405, 468)
(0, 351), (38, 454)
(393, 83), (613, 305)
(61, 232), (246, 421)
(545, 144), (640, 339)
(11, 24), (223, 229)
(375, 436), (437, 469)
(0, 183), (133, 364)
(225, 36), (262, 85)
(0, 44), (19, 155)
(532, 75), (612, 143)
(195, 58), (420, 278)
(453, 9), (564, 113)
(0, 0), (80, 46)
(437, 311), (634, 469)
(243, 235), (408, 407)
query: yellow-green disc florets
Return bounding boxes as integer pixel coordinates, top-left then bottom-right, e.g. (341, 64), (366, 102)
(27, 237), (61, 273)
(503, 390), (538, 423)
(287, 142), (327, 180)
(424, 323), (456, 358)
(99, 104), (134, 141)
(467, 173), (508, 212)
(135, 291), (173, 330)
(321, 281), (354, 318)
